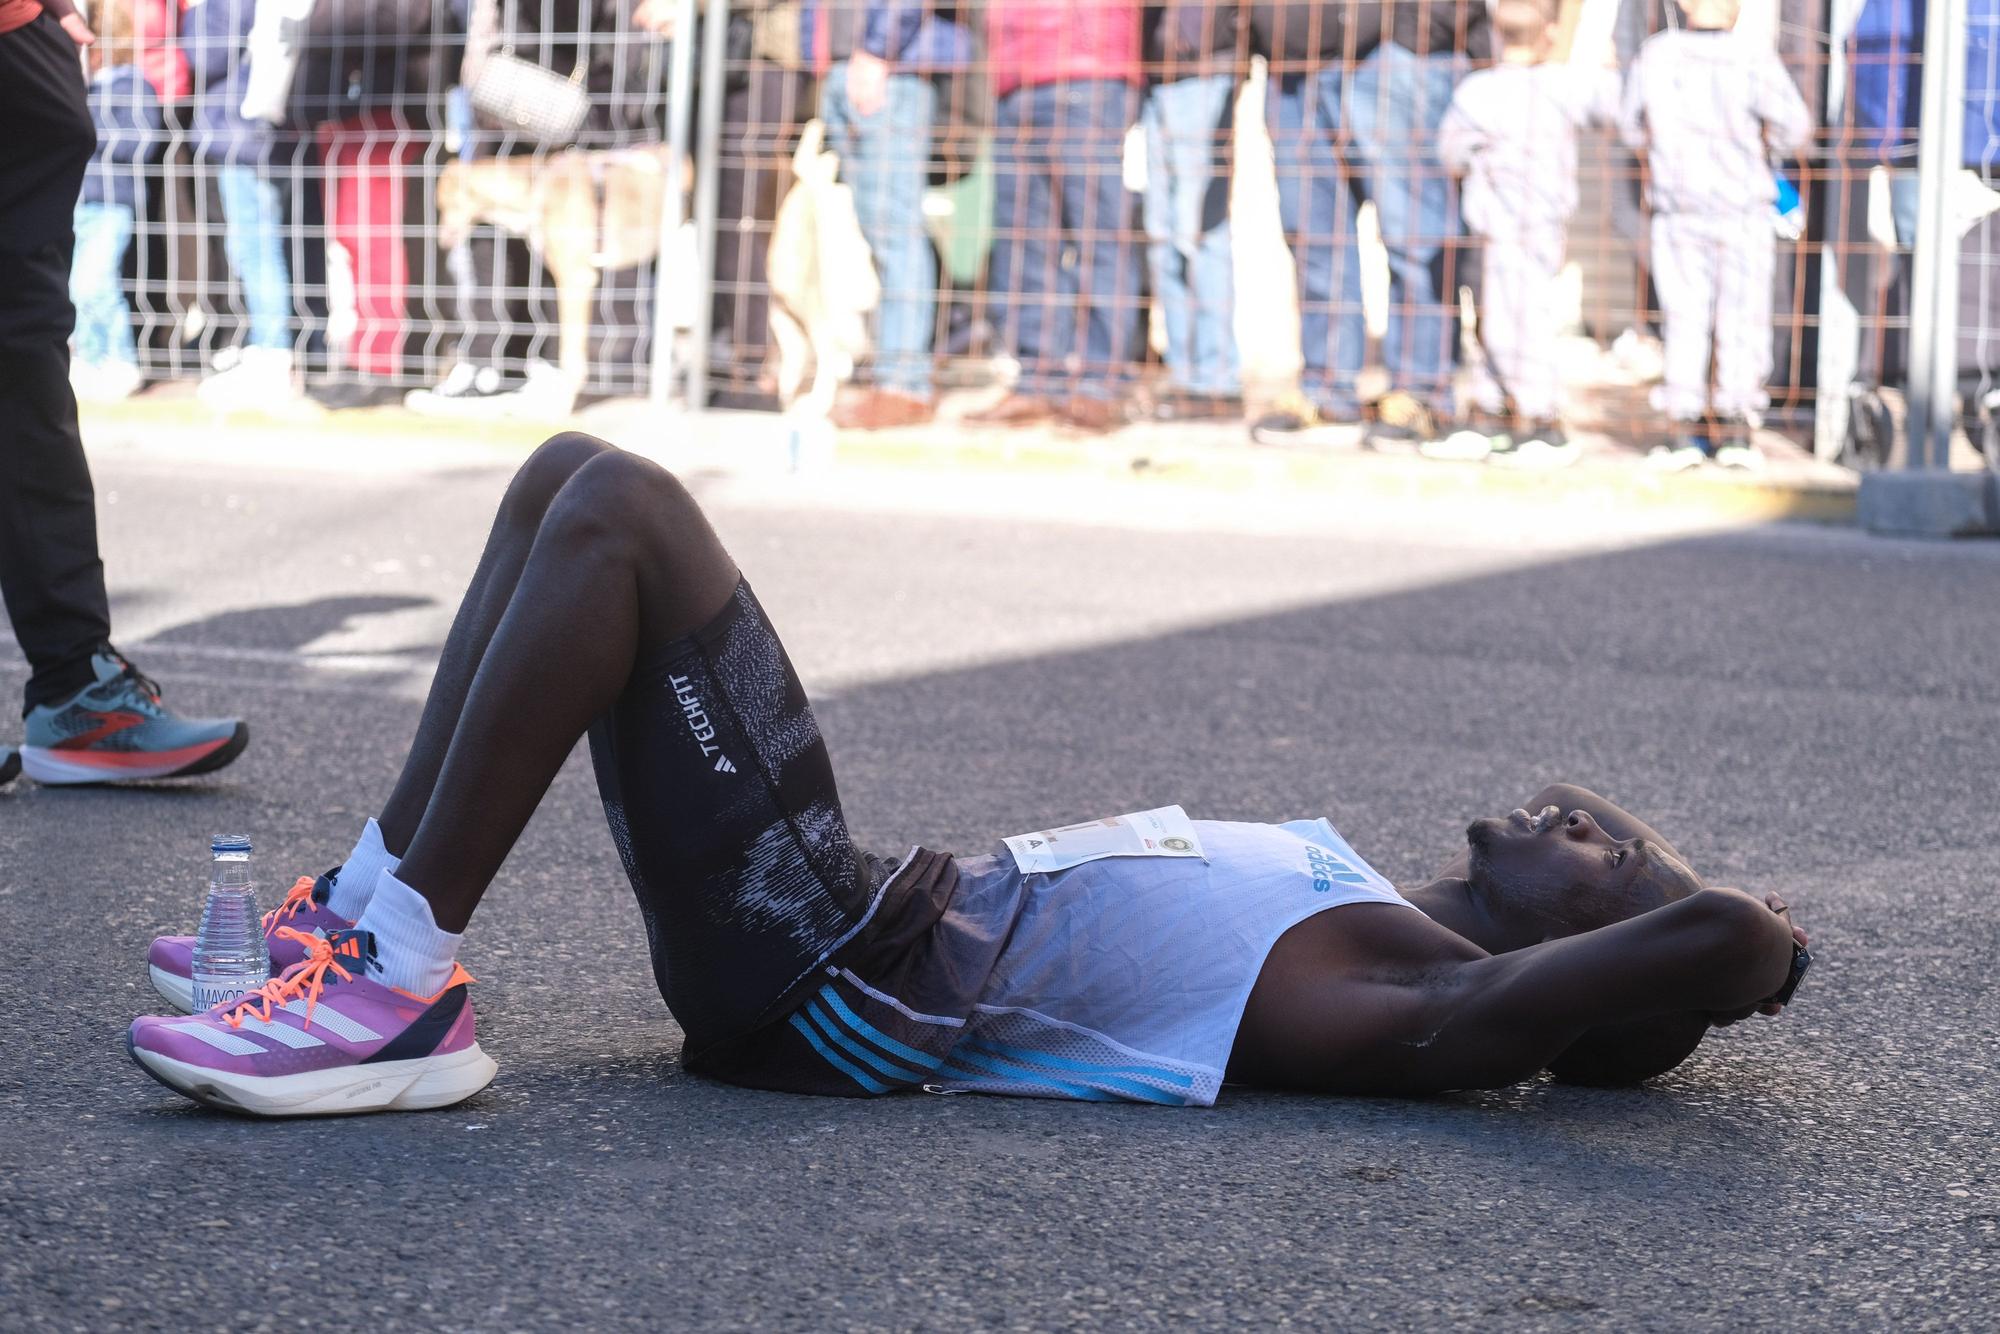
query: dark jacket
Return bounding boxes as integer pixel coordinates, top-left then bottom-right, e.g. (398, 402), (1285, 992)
(1144, 1), (1237, 80)
(182, 0), (271, 163)
(1247, 0), (1490, 71)
(986, 0), (1142, 96)
(82, 65), (165, 210)
(1850, 0), (2000, 169)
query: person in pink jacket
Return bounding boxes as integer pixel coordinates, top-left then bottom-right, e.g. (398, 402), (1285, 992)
(968, 0), (1145, 434)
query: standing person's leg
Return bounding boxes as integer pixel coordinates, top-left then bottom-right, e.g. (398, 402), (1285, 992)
(825, 64), (939, 409)
(1144, 72), (1241, 403)
(712, 62), (811, 406)
(1347, 44), (1460, 419)
(215, 161), (293, 355)
(407, 94), (521, 410)
(1467, 236), (1524, 418)
(1650, 212), (1717, 428)
(1264, 66), (1363, 422)
(1061, 79), (1142, 408)
(0, 13), (112, 715)
(1, 13), (246, 788)
(68, 201), (129, 372)
(1177, 72), (1240, 401)
(971, 86), (1060, 419)
(1487, 226), (1565, 427)
(1710, 211), (1776, 427)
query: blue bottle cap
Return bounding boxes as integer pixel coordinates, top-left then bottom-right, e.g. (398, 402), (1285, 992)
(211, 834), (253, 854)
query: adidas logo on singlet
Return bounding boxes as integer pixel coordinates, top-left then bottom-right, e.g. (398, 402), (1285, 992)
(713, 755), (736, 774)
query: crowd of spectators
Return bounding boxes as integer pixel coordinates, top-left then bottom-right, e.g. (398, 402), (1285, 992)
(51, 0), (2000, 466)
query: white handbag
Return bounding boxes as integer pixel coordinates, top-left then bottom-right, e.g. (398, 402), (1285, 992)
(469, 51), (591, 147)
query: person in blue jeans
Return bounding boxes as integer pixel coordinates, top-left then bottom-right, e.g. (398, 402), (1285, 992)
(1248, 1), (1489, 447)
(813, 1), (972, 430)
(184, 0), (301, 409)
(70, 0), (162, 403)
(968, 0), (1145, 435)
(1140, 0), (1241, 421)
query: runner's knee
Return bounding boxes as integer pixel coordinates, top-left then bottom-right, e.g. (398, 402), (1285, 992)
(500, 432), (617, 532)
(543, 449), (705, 558)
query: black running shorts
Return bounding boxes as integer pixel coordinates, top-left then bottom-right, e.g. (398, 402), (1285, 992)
(587, 579), (880, 1060)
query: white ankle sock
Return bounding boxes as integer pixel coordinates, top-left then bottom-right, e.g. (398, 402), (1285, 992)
(354, 871), (462, 996)
(325, 818), (398, 922)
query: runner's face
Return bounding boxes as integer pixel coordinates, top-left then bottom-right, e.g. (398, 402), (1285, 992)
(1464, 806), (1703, 938)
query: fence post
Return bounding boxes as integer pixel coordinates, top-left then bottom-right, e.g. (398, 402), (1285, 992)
(649, 0), (701, 409)
(1904, 0), (1967, 471)
(1858, 0), (2000, 534)
(686, 0), (732, 411)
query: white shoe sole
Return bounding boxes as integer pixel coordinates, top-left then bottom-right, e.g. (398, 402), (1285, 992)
(129, 1040), (498, 1117)
(19, 729), (243, 784)
(149, 964), (197, 1014)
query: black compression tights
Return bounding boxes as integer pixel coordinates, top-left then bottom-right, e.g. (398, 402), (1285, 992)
(375, 434), (740, 932)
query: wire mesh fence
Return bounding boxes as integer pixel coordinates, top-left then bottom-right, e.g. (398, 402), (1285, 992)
(59, 0), (2000, 466)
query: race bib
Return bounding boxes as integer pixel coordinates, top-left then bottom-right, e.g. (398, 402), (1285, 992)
(1003, 805), (1207, 875)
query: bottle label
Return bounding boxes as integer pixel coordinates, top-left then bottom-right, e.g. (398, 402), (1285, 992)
(191, 974), (264, 1012)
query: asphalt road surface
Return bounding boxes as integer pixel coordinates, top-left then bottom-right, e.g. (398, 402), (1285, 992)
(3, 437), (1996, 1331)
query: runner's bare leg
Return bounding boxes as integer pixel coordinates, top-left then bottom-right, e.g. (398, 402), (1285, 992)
(374, 432), (615, 854)
(390, 447), (741, 931)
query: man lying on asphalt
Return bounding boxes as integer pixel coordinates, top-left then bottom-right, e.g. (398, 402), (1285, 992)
(128, 435), (1813, 1115)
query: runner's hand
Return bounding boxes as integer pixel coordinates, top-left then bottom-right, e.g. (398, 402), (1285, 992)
(1709, 891), (1809, 1026)
(60, 12), (97, 45)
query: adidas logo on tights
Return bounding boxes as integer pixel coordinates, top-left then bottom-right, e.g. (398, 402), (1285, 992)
(713, 755), (736, 774)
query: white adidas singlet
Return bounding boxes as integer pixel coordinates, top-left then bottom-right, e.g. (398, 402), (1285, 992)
(930, 812), (1418, 1107)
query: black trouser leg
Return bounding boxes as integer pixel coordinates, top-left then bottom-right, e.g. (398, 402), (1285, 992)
(711, 64), (811, 391)
(0, 15), (109, 713)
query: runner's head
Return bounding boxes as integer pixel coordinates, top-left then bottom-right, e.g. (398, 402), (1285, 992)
(1463, 804), (1704, 942)
(1464, 804), (1711, 1085)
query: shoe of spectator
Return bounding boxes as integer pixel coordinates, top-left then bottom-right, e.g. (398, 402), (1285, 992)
(499, 359), (578, 418)
(403, 362), (514, 416)
(832, 389), (935, 431)
(965, 392), (1056, 427)
(1714, 443), (1765, 471)
(1363, 392), (1441, 453)
(1, 747), (18, 786)
(1148, 389), (1244, 423)
(20, 649), (248, 785)
(1646, 441), (1709, 472)
(1058, 396), (1127, 435)
(1492, 421), (1582, 470)
(1249, 392), (1353, 447)
(74, 360), (143, 403)
(1423, 406), (1512, 461)
(197, 346), (300, 412)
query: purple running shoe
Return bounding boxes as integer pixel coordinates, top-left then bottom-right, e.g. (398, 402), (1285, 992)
(148, 868), (355, 1013)
(128, 928), (496, 1117)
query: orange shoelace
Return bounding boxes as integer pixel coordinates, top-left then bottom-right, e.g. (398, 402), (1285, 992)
(258, 875), (320, 934)
(219, 927), (364, 1032)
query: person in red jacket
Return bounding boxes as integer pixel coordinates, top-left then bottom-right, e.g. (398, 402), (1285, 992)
(967, 0), (1145, 434)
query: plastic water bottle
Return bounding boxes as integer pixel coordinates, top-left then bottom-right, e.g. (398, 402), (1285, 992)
(191, 835), (270, 1011)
